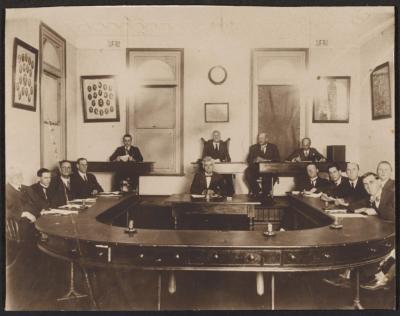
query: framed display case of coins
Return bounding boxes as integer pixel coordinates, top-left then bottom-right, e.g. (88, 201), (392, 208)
(80, 75), (120, 122)
(12, 38), (38, 111)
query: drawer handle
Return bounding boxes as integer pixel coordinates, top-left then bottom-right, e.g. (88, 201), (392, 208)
(98, 251), (104, 257)
(248, 254), (255, 261)
(213, 253), (219, 260)
(175, 254), (180, 259)
(370, 248), (377, 253)
(40, 233), (48, 242)
(288, 253), (296, 260)
(139, 253), (144, 259)
(385, 243), (392, 248)
(155, 258), (162, 263)
(324, 253), (331, 259)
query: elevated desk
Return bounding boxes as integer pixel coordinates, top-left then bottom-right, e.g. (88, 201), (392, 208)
(165, 194), (260, 229)
(259, 161), (347, 176)
(35, 193), (394, 310)
(84, 161), (154, 174)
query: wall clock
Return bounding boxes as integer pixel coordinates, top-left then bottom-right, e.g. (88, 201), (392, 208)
(208, 65), (227, 85)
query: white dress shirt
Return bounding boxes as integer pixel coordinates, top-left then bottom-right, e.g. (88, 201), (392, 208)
(205, 174), (212, 189)
(78, 171), (88, 181)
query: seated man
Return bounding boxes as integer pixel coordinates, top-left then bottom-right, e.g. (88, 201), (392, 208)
(286, 137), (326, 162)
(6, 167), (29, 220)
(202, 130), (231, 162)
(324, 171), (395, 289)
(201, 130), (233, 195)
(322, 163), (348, 199)
(245, 132), (280, 198)
(71, 158), (103, 198)
(377, 160), (395, 196)
(190, 156), (228, 196)
(49, 160), (74, 207)
(298, 163), (330, 193)
(24, 168), (53, 222)
(109, 134), (143, 191)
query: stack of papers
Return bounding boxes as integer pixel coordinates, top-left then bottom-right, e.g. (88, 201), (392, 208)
(42, 209), (79, 216)
(70, 198), (97, 203)
(324, 209), (347, 214)
(97, 191), (122, 197)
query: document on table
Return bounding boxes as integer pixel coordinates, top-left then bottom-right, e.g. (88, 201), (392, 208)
(41, 209), (79, 216)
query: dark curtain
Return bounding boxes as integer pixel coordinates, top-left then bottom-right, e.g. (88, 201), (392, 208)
(258, 85), (300, 160)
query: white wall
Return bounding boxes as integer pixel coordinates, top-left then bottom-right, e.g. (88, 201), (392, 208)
(5, 18), (78, 185)
(5, 19), (41, 184)
(72, 8), (366, 194)
(359, 25), (395, 175)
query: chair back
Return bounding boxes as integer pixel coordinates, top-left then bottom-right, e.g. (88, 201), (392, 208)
(5, 217), (21, 243)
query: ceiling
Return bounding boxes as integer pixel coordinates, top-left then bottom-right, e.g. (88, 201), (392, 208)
(6, 6), (394, 48)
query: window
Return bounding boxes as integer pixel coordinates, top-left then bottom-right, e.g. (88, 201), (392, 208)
(127, 49), (183, 175)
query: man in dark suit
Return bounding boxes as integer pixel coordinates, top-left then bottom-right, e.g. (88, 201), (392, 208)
(71, 158), (103, 199)
(49, 160), (74, 207)
(377, 160), (395, 200)
(343, 162), (368, 202)
(110, 134), (143, 191)
(24, 168), (52, 221)
(298, 163), (330, 192)
(202, 130), (231, 162)
(190, 156), (228, 196)
(286, 137), (326, 162)
(245, 132), (280, 199)
(323, 163), (348, 199)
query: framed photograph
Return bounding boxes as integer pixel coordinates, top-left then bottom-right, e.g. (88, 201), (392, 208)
(12, 38), (38, 111)
(313, 76), (350, 123)
(205, 103), (229, 122)
(81, 75), (120, 122)
(370, 62), (391, 120)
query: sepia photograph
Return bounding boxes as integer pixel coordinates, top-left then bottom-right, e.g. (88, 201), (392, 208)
(4, 4), (396, 311)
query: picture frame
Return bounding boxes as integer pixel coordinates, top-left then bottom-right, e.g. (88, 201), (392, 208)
(313, 76), (350, 123)
(12, 37), (38, 111)
(370, 62), (391, 120)
(80, 75), (120, 122)
(204, 103), (229, 122)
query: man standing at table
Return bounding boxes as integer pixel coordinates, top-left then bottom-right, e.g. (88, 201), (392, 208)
(49, 160), (74, 207)
(286, 137), (326, 162)
(71, 158), (103, 198)
(245, 132), (280, 199)
(110, 134), (143, 191)
(190, 156), (228, 196)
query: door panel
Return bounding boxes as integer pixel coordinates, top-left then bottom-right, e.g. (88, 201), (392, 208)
(135, 130), (175, 172)
(41, 72), (62, 170)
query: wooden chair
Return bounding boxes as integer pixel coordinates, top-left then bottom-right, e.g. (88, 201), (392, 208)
(5, 216), (22, 269)
(200, 137), (231, 160)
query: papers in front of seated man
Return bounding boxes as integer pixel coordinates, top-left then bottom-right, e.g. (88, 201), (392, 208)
(97, 191), (121, 196)
(41, 209), (79, 216)
(69, 198), (97, 203)
(354, 208), (378, 216)
(191, 194), (206, 198)
(303, 191), (322, 198)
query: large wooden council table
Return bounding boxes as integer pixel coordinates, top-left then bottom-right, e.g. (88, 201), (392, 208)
(35, 192), (394, 310)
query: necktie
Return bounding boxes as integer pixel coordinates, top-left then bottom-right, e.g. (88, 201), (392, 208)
(304, 150), (309, 158)
(125, 147), (129, 155)
(66, 179), (70, 190)
(351, 182), (355, 189)
(83, 174), (88, 182)
(262, 146), (266, 154)
(43, 187), (48, 200)
(311, 180), (316, 187)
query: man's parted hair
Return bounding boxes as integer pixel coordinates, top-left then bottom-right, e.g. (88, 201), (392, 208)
(76, 157), (87, 164)
(202, 156), (214, 165)
(362, 172), (379, 181)
(37, 168), (51, 177)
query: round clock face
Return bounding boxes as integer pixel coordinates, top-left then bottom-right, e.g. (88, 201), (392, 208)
(208, 65), (227, 85)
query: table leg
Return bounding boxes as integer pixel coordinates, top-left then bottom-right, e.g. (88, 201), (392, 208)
(57, 262), (88, 302)
(157, 272), (162, 311)
(168, 271), (176, 294)
(271, 273), (276, 310)
(256, 272), (264, 296)
(353, 269), (363, 310)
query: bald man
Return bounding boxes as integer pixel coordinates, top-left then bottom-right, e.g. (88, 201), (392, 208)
(245, 133), (280, 198)
(286, 137), (326, 162)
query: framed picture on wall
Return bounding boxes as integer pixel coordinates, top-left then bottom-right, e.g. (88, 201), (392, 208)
(12, 37), (38, 111)
(80, 75), (120, 122)
(370, 62), (391, 120)
(313, 76), (350, 123)
(205, 103), (229, 122)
